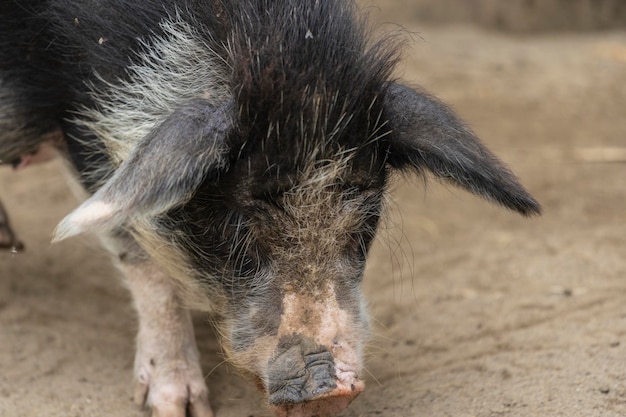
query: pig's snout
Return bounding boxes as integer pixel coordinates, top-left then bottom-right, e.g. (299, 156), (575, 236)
(268, 344), (336, 403)
(267, 334), (363, 417)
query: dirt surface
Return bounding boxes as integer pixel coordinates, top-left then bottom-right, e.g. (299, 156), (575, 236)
(2, 3), (626, 417)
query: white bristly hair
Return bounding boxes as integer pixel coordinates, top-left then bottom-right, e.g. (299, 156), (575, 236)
(73, 14), (231, 167)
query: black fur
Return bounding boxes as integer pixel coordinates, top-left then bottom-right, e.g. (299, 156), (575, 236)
(0, 1), (63, 162)
(1, 0), (540, 325)
(0, 0), (539, 312)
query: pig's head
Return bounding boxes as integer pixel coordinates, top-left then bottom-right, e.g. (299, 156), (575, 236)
(52, 7), (539, 414)
(53, 80), (539, 416)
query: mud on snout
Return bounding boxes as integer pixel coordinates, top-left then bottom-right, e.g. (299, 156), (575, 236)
(228, 283), (367, 417)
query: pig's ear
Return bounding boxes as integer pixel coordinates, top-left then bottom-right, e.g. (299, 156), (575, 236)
(383, 82), (540, 216)
(54, 98), (233, 241)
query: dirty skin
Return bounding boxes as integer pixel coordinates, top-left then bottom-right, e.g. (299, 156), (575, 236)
(0, 137), (64, 252)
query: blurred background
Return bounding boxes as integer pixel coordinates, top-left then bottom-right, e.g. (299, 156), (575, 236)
(377, 0), (626, 31)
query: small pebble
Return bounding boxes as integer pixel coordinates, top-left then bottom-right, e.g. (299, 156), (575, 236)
(599, 387), (610, 394)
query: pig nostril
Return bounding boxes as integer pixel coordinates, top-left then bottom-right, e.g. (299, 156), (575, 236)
(311, 380), (334, 396)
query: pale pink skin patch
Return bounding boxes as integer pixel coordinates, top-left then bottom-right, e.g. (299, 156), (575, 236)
(268, 285), (365, 417)
(120, 262), (214, 417)
(69, 200), (116, 226)
(11, 130), (65, 170)
(14, 142), (59, 169)
(52, 200), (117, 242)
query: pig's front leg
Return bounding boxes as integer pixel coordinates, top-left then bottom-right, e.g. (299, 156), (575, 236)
(0, 200), (23, 252)
(120, 261), (213, 417)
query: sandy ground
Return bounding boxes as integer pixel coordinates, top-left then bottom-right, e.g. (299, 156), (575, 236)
(2, 3), (626, 417)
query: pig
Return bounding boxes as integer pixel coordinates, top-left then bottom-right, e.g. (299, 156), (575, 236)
(0, 1), (541, 416)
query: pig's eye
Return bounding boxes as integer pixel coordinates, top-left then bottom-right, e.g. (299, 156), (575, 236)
(345, 216), (379, 268)
(353, 229), (375, 257)
(248, 187), (287, 210)
(234, 252), (258, 277)
(229, 241), (269, 278)
(260, 190), (285, 208)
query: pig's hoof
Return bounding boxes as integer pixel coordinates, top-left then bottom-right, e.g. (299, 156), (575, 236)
(133, 361), (214, 417)
(0, 233), (24, 252)
(0, 219), (24, 252)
